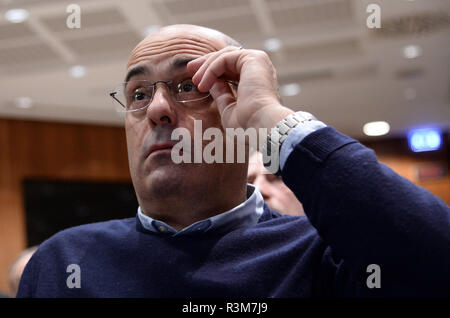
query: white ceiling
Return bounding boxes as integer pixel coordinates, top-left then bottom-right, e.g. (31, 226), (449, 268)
(0, 0), (449, 140)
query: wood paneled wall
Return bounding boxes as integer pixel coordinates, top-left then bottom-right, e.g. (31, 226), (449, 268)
(0, 118), (131, 294)
(363, 136), (449, 205)
(0, 118), (448, 294)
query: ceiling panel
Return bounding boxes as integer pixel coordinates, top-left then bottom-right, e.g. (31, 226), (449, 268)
(270, 0), (354, 29)
(278, 68), (334, 85)
(370, 10), (450, 38)
(0, 22), (36, 40)
(0, 0), (61, 8)
(0, 42), (60, 66)
(179, 12), (260, 39)
(283, 38), (362, 63)
(162, 0), (250, 15)
(63, 30), (141, 57)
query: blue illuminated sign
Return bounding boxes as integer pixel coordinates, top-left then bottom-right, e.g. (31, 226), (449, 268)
(408, 128), (442, 152)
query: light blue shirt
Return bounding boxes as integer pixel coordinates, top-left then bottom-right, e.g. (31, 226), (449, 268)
(138, 117), (327, 235)
(138, 184), (265, 235)
(280, 119), (327, 170)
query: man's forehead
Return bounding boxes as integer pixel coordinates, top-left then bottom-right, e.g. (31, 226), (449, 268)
(126, 29), (225, 70)
(125, 55), (196, 82)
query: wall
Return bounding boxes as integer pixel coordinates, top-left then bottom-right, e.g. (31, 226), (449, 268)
(363, 135), (449, 204)
(0, 118), (448, 294)
(0, 118), (131, 294)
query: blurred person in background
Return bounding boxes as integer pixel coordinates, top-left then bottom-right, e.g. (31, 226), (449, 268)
(248, 151), (304, 216)
(0, 291), (9, 298)
(8, 246), (38, 297)
(17, 24), (450, 298)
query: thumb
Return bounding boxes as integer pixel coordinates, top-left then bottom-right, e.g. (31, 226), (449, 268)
(210, 79), (236, 116)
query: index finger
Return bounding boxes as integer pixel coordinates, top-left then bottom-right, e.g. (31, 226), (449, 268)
(186, 55), (208, 74)
(196, 50), (244, 92)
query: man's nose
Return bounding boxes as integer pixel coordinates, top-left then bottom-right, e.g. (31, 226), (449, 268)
(146, 84), (177, 127)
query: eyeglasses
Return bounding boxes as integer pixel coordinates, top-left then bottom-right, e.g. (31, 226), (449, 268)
(110, 78), (238, 113)
(110, 78), (212, 113)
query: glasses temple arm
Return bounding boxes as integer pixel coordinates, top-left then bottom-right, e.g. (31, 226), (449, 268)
(110, 92), (126, 108)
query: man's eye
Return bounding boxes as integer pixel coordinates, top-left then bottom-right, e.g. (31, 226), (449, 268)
(134, 92), (148, 101)
(132, 88), (150, 101)
(177, 79), (198, 93)
(182, 83), (193, 92)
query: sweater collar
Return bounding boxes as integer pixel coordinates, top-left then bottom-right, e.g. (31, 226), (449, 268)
(137, 184), (264, 236)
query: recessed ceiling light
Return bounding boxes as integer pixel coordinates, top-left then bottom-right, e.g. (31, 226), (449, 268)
(363, 121), (390, 136)
(143, 25), (161, 37)
(69, 65), (87, 78)
(5, 8), (29, 23)
(403, 45), (422, 59)
(280, 83), (301, 96)
(264, 38), (283, 52)
(14, 97), (33, 109)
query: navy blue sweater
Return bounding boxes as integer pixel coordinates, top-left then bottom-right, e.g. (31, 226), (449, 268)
(17, 127), (450, 297)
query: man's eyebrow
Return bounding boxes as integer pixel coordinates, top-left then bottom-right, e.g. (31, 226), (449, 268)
(169, 57), (196, 72)
(124, 57), (195, 82)
(124, 65), (149, 82)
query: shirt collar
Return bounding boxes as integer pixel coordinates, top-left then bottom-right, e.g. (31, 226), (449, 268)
(137, 184), (264, 236)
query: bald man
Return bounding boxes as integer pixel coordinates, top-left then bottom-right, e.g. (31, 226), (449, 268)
(17, 25), (450, 298)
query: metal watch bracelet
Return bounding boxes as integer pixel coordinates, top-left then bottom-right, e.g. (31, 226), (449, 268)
(262, 111), (317, 175)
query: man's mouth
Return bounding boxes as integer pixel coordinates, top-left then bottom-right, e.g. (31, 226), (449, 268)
(147, 143), (175, 157)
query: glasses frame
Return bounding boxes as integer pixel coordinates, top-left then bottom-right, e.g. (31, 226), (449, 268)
(110, 79), (238, 113)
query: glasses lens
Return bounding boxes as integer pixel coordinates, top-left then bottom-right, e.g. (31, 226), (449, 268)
(175, 79), (209, 103)
(111, 80), (154, 112)
(111, 79), (211, 112)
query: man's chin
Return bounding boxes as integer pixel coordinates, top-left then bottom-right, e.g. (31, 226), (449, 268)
(141, 162), (188, 198)
(142, 151), (179, 174)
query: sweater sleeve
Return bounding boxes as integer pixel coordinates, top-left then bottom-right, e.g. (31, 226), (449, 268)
(281, 126), (450, 297)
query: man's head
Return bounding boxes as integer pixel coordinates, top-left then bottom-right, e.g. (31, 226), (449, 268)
(248, 152), (304, 216)
(123, 25), (246, 227)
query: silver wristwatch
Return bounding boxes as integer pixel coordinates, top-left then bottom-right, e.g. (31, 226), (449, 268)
(262, 111), (317, 175)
